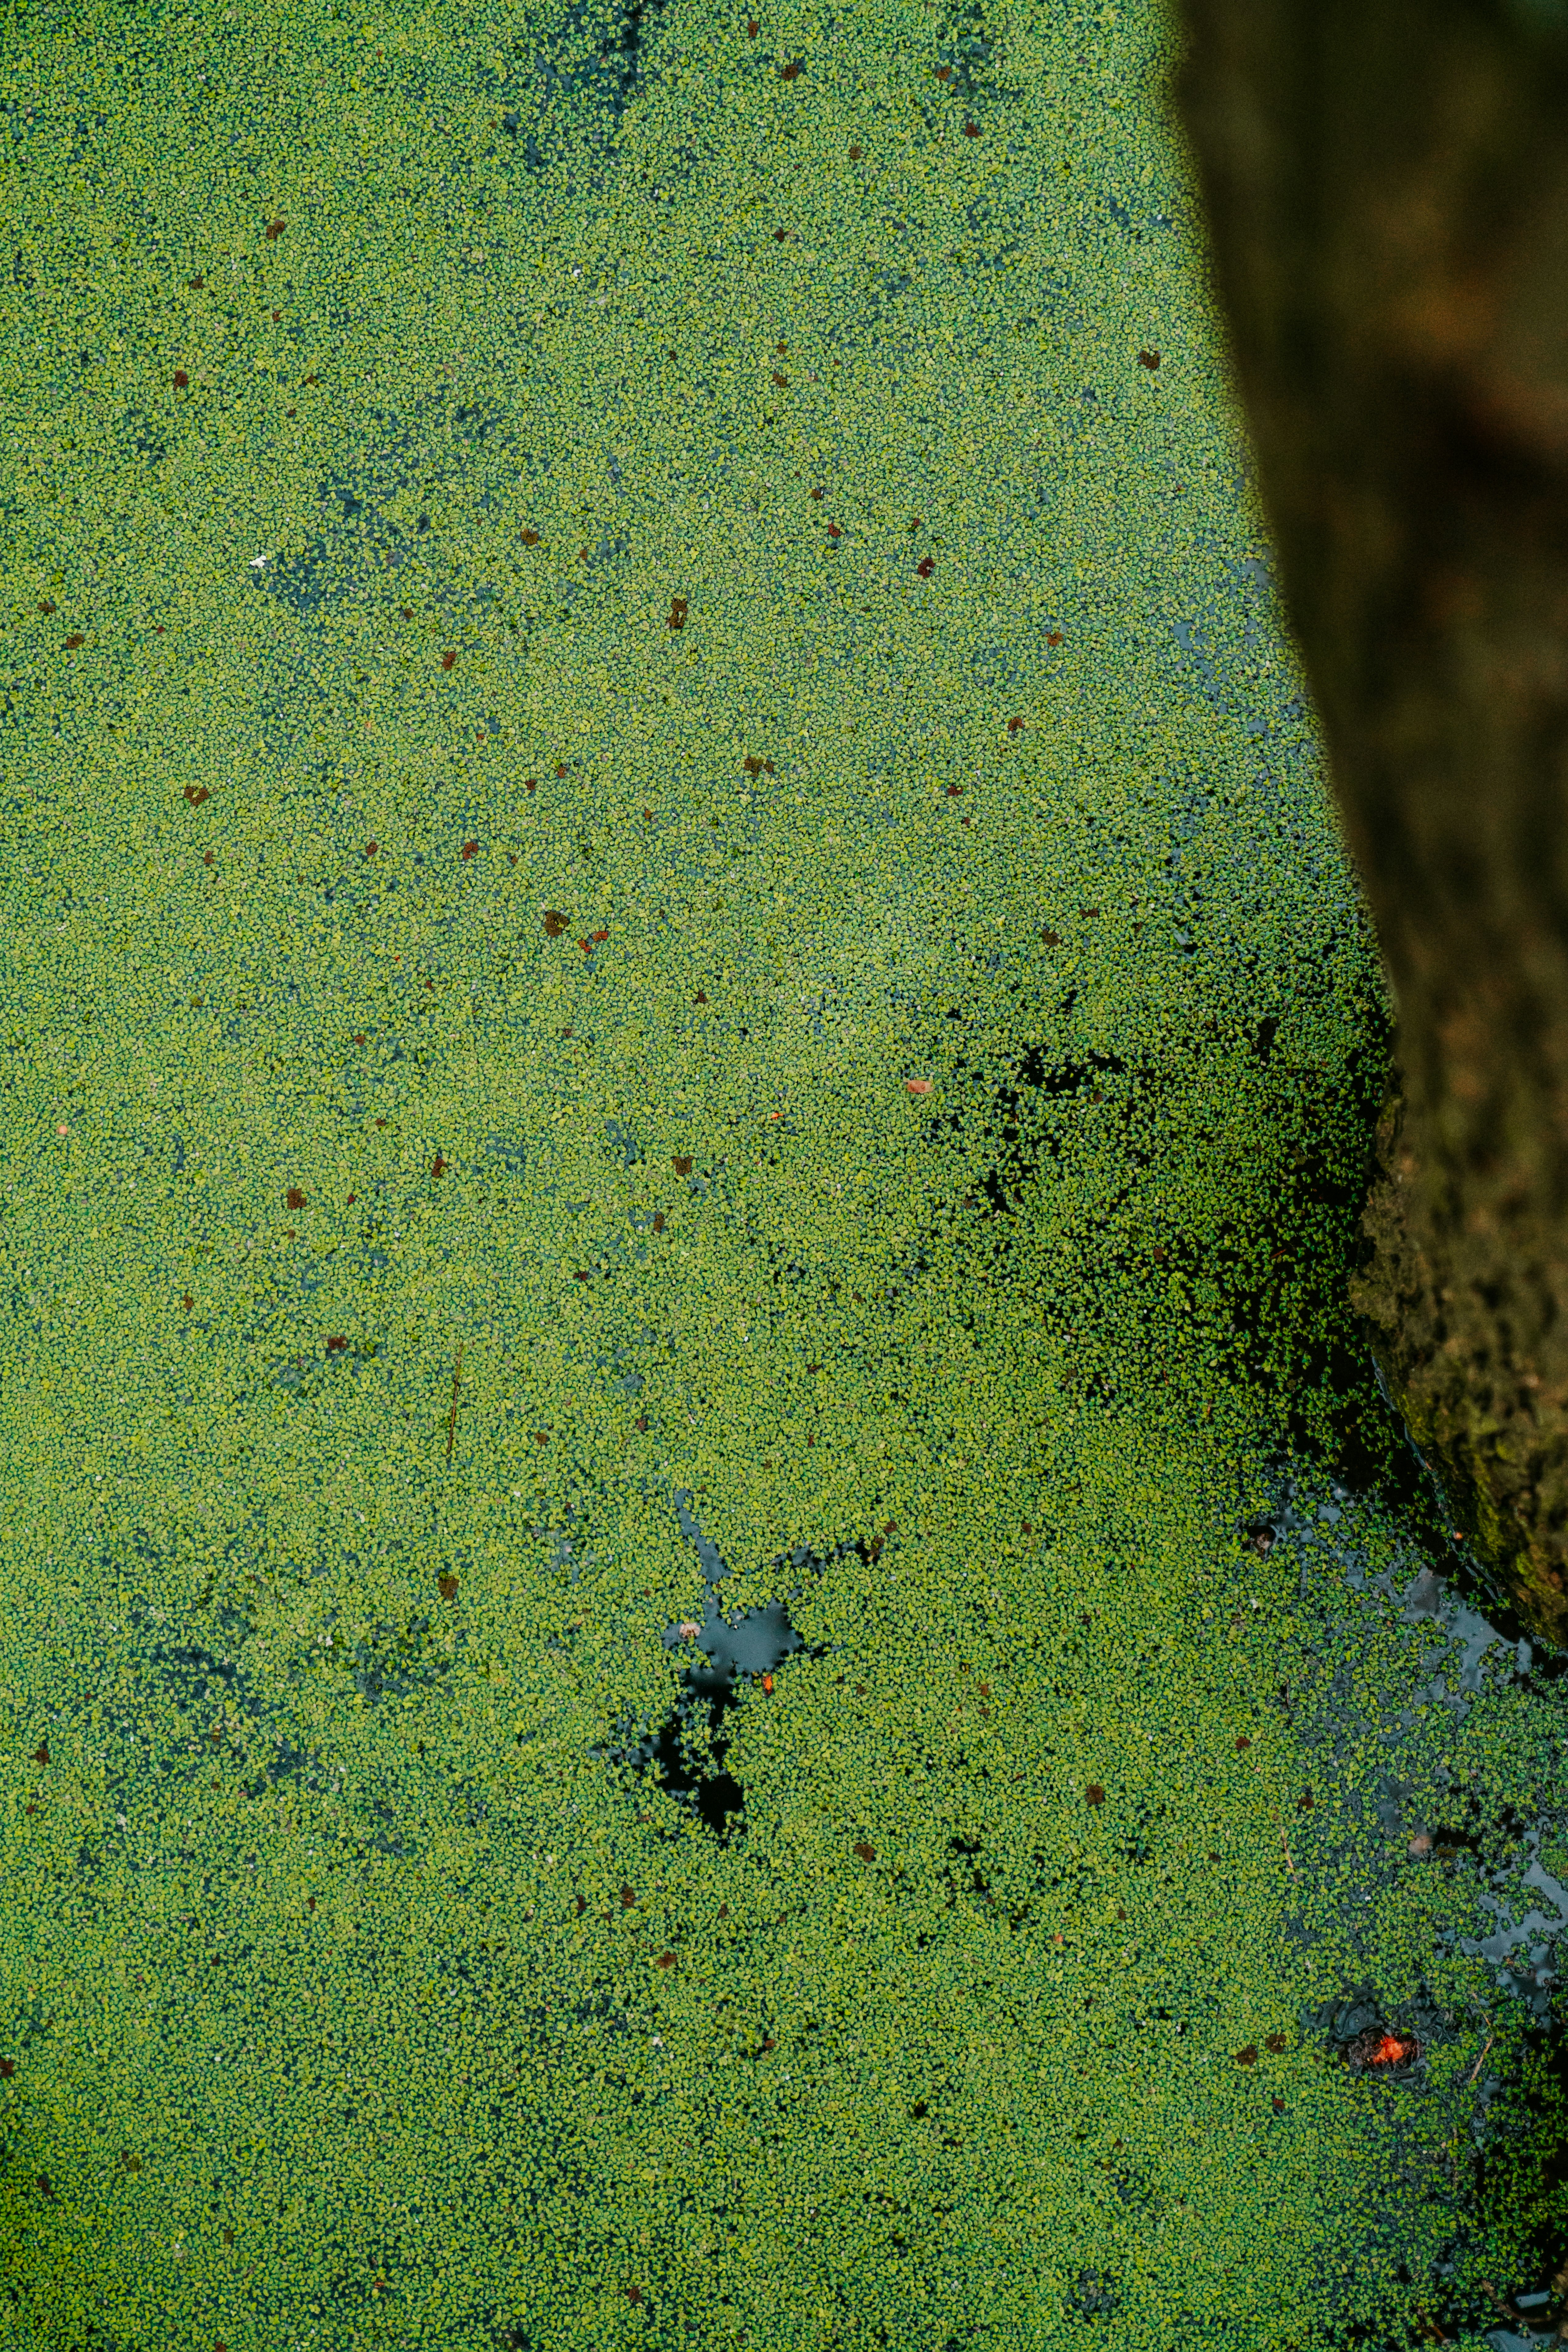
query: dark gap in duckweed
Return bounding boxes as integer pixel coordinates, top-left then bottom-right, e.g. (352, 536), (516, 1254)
(596, 1488), (866, 1840)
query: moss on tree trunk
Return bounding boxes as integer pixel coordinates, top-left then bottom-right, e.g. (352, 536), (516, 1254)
(1171, 0), (1568, 1644)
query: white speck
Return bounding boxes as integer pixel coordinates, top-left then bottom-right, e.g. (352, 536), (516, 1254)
(651, 2035), (663, 2047)
(250, 552), (270, 570)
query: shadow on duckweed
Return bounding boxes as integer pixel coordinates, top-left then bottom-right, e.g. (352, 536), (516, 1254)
(1244, 1465), (1568, 2346)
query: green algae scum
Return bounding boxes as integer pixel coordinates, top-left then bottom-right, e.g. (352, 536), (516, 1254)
(3, 0), (1568, 2344)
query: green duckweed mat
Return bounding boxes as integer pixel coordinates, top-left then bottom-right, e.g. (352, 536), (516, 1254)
(1, 0), (1567, 2344)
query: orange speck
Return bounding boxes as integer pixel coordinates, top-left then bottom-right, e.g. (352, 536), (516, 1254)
(761, 1673), (774, 1693)
(905, 1077), (932, 1095)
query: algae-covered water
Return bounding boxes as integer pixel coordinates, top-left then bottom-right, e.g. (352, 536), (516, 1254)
(2, 0), (1567, 2344)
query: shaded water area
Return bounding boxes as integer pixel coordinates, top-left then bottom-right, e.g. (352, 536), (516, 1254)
(1, 0), (1566, 2344)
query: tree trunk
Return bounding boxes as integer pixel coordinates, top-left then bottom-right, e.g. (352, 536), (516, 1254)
(1170, 0), (1568, 1646)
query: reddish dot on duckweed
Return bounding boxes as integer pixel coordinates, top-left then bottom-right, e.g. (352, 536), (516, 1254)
(399, 605), (413, 619)
(627, 2287), (643, 2307)
(747, 16), (758, 32)
(854, 1840), (876, 1863)
(963, 120), (979, 135)
(1235, 2045), (1258, 2066)
(1008, 716), (1024, 732)
(33, 1744), (48, 1768)
(286, 1187), (306, 1210)
(827, 523), (841, 538)
(461, 840), (478, 859)
(673, 1155), (693, 1176)
(694, 990), (707, 1005)
(1022, 1520), (1033, 1534)
(173, 369), (188, 387)
(811, 486), (824, 499)
(431, 1155), (447, 1178)
(781, 59), (801, 77)
(184, 784), (210, 804)
(621, 1885), (636, 1907)
(521, 528), (540, 545)
(555, 762), (566, 777)
(204, 849), (214, 866)
(916, 556), (935, 578)
(1265, 2033), (1287, 2053)
(1046, 630), (1063, 646)
(364, 841), (378, 857)
(1297, 1791), (1314, 1809)
(656, 1951), (676, 1967)
(63, 633), (83, 651)
(438, 1573), (458, 1601)
(905, 1077), (932, 1095)
(441, 650), (456, 670)
(848, 143), (862, 159)
(652, 1212), (665, 1232)
(593, 927), (608, 942)
(1086, 1784), (1104, 1806)
(265, 218), (286, 239)
(1139, 348), (1161, 369)
(353, 1033), (365, 1045)
(774, 228), (788, 241)
(946, 783), (962, 797)
(1235, 1735), (1252, 1751)
(326, 1336), (347, 1353)
(936, 64), (952, 79)
(668, 596), (688, 630)
(0, 2060), (13, 2079)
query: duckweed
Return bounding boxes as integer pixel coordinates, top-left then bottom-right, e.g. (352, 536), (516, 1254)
(0, 0), (1564, 2346)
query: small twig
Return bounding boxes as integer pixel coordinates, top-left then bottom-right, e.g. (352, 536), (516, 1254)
(1248, 1753), (1297, 1879)
(1467, 2025), (1494, 2088)
(446, 1342), (463, 1465)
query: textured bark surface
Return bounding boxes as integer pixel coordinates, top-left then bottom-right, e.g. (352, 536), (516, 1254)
(1170, 0), (1568, 1644)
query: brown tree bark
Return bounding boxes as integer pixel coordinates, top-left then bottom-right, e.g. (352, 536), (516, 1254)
(1170, 0), (1568, 1646)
